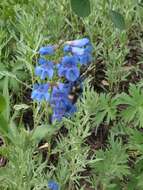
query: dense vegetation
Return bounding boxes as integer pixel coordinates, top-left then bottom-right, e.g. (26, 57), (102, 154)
(1, 0), (143, 189)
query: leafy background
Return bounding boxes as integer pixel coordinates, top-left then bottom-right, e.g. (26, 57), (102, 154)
(1, 0), (143, 190)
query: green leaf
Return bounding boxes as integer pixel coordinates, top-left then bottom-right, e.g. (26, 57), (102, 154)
(70, 0), (91, 17)
(110, 10), (125, 30)
(3, 77), (10, 121)
(0, 114), (9, 134)
(0, 94), (6, 114)
(32, 125), (55, 142)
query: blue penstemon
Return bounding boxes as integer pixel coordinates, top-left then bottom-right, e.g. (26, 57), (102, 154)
(39, 45), (55, 55)
(31, 38), (92, 121)
(58, 56), (80, 82)
(35, 60), (54, 80)
(31, 83), (50, 102)
(64, 38), (93, 65)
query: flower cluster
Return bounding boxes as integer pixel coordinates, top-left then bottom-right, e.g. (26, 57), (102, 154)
(31, 38), (92, 121)
(64, 38), (92, 65)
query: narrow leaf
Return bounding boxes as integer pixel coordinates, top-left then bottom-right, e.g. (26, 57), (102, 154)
(0, 94), (6, 114)
(0, 114), (9, 134)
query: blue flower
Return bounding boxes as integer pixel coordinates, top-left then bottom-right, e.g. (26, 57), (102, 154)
(63, 46), (86, 55)
(63, 45), (92, 56)
(38, 58), (47, 65)
(48, 180), (59, 190)
(58, 56), (80, 82)
(63, 39), (93, 65)
(63, 45), (72, 52)
(39, 45), (55, 55)
(52, 103), (67, 121)
(71, 47), (85, 56)
(78, 53), (92, 65)
(64, 102), (77, 116)
(50, 83), (76, 121)
(66, 38), (89, 47)
(31, 83), (50, 102)
(85, 44), (93, 53)
(50, 83), (71, 107)
(52, 100), (76, 121)
(35, 61), (54, 80)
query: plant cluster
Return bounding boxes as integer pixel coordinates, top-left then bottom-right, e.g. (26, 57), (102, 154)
(1, 0), (143, 190)
(31, 38), (92, 121)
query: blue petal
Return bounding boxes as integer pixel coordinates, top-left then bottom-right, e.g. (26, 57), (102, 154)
(31, 83), (50, 102)
(58, 82), (71, 93)
(35, 66), (42, 76)
(36, 94), (43, 102)
(66, 68), (80, 82)
(44, 93), (50, 101)
(61, 56), (78, 67)
(85, 44), (93, 53)
(47, 68), (54, 79)
(39, 45), (55, 55)
(38, 58), (47, 65)
(47, 61), (54, 68)
(65, 104), (77, 116)
(42, 83), (50, 91)
(69, 104), (77, 114)
(31, 91), (37, 100)
(78, 53), (92, 65)
(33, 83), (39, 89)
(71, 47), (85, 55)
(56, 63), (60, 69)
(58, 66), (66, 77)
(41, 71), (47, 80)
(48, 180), (59, 190)
(63, 45), (71, 52)
(66, 38), (89, 47)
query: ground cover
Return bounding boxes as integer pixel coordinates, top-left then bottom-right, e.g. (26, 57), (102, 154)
(1, 1), (143, 190)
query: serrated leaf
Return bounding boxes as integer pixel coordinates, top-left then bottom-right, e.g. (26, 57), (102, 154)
(110, 10), (125, 30)
(70, 0), (91, 17)
(0, 94), (6, 113)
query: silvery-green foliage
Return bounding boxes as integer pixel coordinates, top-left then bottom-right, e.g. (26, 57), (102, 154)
(90, 134), (129, 189)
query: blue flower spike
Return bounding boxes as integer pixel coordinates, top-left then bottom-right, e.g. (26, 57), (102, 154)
(48, 180), (59, 190)
(32, 37), (92, 122)
(39, 45), (55, 55)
